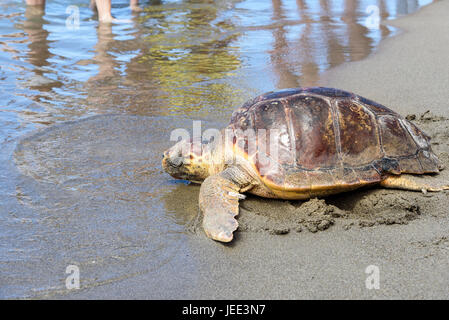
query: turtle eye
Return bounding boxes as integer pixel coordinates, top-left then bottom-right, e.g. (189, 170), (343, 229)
(170, 155), (183, 167)
(167, 149), (183, 167)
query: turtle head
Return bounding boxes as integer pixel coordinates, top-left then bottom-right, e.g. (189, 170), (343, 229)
(162, 139), (216, 183)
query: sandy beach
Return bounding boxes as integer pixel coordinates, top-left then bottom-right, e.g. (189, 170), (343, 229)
(1, 1), (448, 300)
(47, 0), (449, 299)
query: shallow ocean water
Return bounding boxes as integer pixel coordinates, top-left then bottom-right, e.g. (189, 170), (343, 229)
(0, 0), (435, 298)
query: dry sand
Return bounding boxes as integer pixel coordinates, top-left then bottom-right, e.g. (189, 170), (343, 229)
(52, 0), (449, 299)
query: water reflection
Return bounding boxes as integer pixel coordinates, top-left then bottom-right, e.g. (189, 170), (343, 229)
(12, 4), (63, 126)
(343, 0), (372, 61)
(91, 23), (119, 82)
(22, 4), (52, 90)
(0, 0), (435, 127)
(396, 0), (420, 14)
(134, 1), (241, 115)
(269, 0), (300, 88)
(266, 0), (400, 88)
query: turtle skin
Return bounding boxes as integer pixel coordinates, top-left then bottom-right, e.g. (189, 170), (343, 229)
(227, 87), (441, 198)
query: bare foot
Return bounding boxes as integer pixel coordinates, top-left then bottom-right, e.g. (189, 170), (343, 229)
(98, 16), (132, 23)
(98, 13), (115, 23)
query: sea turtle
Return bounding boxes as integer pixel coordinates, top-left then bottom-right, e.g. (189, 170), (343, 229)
(162, 87), (448, 242)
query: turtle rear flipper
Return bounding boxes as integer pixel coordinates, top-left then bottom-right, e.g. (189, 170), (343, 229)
(380, 174), (449, 192)
(199, 166), (254, 242)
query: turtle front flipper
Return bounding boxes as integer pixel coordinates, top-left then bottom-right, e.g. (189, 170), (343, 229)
(199, 166), (254, 242)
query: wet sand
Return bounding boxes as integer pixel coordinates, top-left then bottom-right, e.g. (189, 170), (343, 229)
(47, 1), (449, 299)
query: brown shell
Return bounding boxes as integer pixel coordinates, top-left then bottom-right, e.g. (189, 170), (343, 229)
(228, 87), (441, 190)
